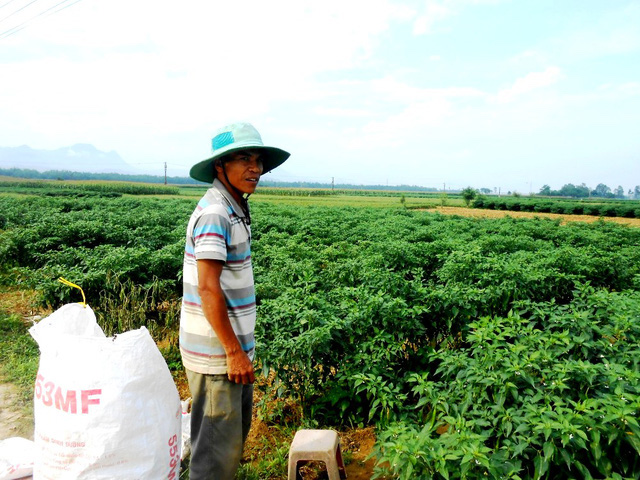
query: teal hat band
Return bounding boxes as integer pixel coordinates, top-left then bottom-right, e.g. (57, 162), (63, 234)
(212, 132), (234, 150)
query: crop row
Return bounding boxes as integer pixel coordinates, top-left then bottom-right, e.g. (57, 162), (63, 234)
(473, 196), (640, 218)
(0, 180), (179, 196)
(256, 187), (445, 198)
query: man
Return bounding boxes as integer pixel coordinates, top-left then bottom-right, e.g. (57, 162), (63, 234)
(180, 122), (290, 479)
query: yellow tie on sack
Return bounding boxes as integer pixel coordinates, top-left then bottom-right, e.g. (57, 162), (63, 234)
(58, 277), (87, 307)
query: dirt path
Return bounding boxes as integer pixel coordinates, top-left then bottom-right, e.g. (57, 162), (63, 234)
(0, 380), (33, 441)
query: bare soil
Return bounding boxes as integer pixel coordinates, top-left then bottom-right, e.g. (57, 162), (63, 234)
(0, 380), (34, 441)
(340, 427), (378, 479)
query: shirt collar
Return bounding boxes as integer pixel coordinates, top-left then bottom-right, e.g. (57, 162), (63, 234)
(212, 178), (247, 219)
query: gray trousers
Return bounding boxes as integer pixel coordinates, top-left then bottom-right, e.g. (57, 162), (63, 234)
(186, 369), (254, 480)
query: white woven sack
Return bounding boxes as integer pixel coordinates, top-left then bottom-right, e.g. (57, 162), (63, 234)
(29, 303), (182, 480)
(0, 437), (36, 480)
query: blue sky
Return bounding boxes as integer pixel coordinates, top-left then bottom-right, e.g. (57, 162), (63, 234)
(1, 0), (639, 193)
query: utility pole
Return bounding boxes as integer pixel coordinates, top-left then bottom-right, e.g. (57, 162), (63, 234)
(164, 162), (167, 185)
(331, 177), (334, 192)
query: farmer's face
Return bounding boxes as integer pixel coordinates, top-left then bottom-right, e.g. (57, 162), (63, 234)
(216, 150), (264, 200)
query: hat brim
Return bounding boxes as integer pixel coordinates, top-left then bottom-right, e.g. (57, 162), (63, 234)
(189, 145), (290, 183)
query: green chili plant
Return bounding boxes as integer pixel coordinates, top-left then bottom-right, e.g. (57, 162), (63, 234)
(374, 285), (640, 479)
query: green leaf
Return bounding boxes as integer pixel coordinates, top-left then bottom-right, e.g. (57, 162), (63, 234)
(533, 455), (549, 480)
(542, 441), (554, 461)
(590, 436), (601, 463)
(626, 431), (640, 456)
(504, 420), (513, 437)
(575, 429), (588, 441)
(573, 460), (593, 480)
(404, 462), (414, 479)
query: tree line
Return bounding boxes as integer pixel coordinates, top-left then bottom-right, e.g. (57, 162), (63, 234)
(0, 168), (200, 185)
(2, 168), (638, 199)
(539, 182), (640, 199)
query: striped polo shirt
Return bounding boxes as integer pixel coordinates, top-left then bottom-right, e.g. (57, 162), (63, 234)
(179, 179), (256, 374)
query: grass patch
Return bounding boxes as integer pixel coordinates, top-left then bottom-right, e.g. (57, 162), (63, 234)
(237, 436), (292, 480)
(0, 310), (39, 406)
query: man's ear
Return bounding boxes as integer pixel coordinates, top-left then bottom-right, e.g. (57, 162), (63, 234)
(214, 158), (224, 175)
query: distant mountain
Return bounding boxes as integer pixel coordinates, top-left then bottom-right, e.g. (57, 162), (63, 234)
(0, 144), (138, 174)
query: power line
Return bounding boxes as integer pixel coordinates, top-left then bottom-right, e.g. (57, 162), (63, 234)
(47, 0), (81, 16)
(0, 0), (82, 39)
(0, 0), (40, 24)
(0, 0), (85, 39)
(0, 0), (21, 10)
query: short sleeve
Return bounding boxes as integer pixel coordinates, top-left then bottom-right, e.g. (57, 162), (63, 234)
(192, 205), (231, 262)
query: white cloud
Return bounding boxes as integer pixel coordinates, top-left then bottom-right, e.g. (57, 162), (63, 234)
(545, 3), (640, 61)
(1, 0), (411, 150)
(329, 75), (488, 151)
(371, 76), (484, 103)
(411, 0), (507, 36)
(413, 1), (452, 35)
(597, 82), (640, 97)
(492, 67), (563, 104)
(508, 49), (549, 69)
(346, 98), (452, 150)
(617, 82), (640, 96)
(313, 107), (373, 118)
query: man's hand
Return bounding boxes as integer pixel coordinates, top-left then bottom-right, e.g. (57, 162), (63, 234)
(226, 350), (255, 385)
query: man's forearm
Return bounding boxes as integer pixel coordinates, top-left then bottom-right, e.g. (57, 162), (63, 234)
(199, 287), (243, 355)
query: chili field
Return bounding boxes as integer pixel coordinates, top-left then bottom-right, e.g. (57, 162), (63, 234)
(1, 185), (639, 479)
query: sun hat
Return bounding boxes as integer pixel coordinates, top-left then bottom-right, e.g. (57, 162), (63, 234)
(189, 122), (290, 183)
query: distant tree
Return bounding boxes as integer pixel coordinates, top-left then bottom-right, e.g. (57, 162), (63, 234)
(576, 183), (590, 197)
(461, 186), (477, 206)
(539, 185), (552, 196)
(614, 185), (625, 198)
(559, 183), (577, 197)
(635, 186), (640, 200)
(558, 183), (589, 198)
(479, 188), (492, 194)
(592, 183), (612, 198)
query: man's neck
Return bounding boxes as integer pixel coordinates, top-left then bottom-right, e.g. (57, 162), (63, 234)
(217, 177), (244, 204)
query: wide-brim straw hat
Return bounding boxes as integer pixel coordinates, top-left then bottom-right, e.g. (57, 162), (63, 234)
(190, 122), (290, 183)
